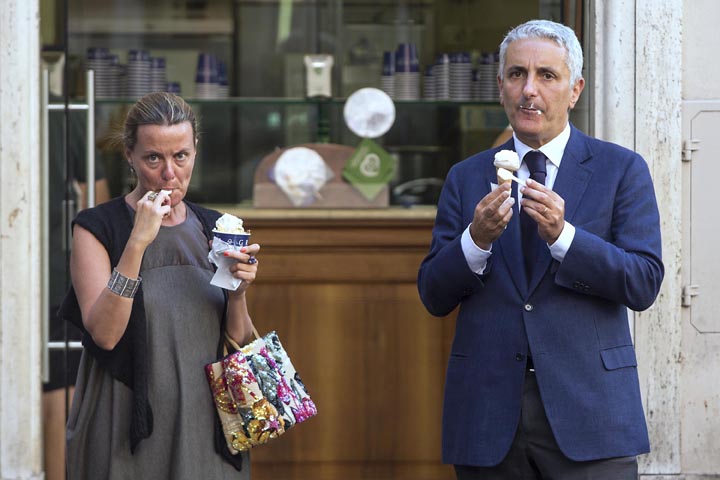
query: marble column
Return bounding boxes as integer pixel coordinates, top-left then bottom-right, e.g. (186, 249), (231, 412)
(589, 0), (683, 476)
(0, 0), (44, 478)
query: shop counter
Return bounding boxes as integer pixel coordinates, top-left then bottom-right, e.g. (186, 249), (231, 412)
(203, 205), (455, 480)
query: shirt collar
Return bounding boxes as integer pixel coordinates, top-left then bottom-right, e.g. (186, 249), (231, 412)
(513, 123), (571, 169)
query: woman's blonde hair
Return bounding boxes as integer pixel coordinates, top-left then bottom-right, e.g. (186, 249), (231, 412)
(122, 92), (199, 151)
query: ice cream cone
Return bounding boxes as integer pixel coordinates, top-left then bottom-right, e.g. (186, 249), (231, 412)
(497, 167), (512, 186)
(493, 150), (520, 186)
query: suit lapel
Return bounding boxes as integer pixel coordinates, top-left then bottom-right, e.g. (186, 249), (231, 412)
(551, 128), (593, 223)
(527, 127), (593, 294)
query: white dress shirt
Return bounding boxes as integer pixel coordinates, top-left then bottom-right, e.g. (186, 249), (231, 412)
(461, 124), (577, 274)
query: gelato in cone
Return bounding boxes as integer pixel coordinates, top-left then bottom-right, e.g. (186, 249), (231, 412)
(494, 150), (520, 185)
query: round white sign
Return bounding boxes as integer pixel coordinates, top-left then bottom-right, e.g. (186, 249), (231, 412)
(343, 87), (396, 139)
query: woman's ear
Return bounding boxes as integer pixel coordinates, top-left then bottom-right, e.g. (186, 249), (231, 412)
(125, 149), (134, 170)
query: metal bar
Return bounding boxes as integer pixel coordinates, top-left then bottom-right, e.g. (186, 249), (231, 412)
(47, 104), (89, 111)
(41, 69), (51, 383)
(42, 72), (94, 375)
(47, 342), (83, 351)
(86, 70), (96, 208)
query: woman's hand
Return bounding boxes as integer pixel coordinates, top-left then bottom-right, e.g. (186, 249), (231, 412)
(224, 243), (260, 295)
(224, 243), (260, 344)
(130, 190), (172, 248)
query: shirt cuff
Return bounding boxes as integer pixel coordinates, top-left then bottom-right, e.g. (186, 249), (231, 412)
(461, 225), (492, 274)
(548, 221), (575, 263)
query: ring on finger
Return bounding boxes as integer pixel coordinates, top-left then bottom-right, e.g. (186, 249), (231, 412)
(147, 191), (158, 201)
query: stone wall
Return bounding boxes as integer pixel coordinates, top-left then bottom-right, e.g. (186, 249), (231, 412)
(0, 0), (44, 479)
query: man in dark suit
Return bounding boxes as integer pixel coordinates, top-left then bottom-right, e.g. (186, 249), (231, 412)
(418, 19), (664, 479)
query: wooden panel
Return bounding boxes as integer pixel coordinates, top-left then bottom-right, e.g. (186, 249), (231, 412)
(249, 284), (447, 461)
(240, 216), (457, 479)
(252, 462), (454, 480)
(247, 219), (434, 249)
(256, 251), (425, 283)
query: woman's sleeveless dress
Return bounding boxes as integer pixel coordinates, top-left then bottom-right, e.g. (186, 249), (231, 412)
(66, 207), (250, 479)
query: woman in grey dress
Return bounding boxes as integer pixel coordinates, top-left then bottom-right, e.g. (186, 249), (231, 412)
(62, 92), (255, 479)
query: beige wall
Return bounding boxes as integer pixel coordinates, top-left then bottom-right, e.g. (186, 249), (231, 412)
(680, 0), (720, 475)
(683, 0), (720, 99)
(589, 0), (686, 476)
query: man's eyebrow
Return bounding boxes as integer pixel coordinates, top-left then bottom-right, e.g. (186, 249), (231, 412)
(537, 66), (560, 75)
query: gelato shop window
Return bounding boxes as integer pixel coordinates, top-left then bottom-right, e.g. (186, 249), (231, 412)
(52, 0), (587, 207)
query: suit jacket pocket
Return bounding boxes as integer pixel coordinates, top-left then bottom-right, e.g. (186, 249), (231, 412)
(600, 345), (638, 370)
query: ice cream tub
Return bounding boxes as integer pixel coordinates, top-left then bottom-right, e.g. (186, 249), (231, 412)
(213, 230), (250, 248)
(212, 231), (251, 249)
(212, 213), (250, 249)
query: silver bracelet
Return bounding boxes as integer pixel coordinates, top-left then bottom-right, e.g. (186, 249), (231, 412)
(107, 268), (141, 298)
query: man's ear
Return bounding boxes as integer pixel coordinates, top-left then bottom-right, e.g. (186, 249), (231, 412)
(569, 77), (585, 109)
(497, 75), (505, 105)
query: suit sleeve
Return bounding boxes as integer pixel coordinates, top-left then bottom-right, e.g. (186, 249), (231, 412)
(555, 153), (664, 311)
(417, 166), (486, 317)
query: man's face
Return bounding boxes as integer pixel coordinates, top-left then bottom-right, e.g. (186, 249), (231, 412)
(498, 38), (584, 148)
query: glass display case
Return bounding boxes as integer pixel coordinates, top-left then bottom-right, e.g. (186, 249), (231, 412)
(59, 0), (580, 207)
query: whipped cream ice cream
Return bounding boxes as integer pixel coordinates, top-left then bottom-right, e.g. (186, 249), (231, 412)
(493, 150), (520, 185)
(213, 213), (246, 234)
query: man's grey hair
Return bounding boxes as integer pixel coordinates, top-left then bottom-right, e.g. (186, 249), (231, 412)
(498, 19), (584, 88)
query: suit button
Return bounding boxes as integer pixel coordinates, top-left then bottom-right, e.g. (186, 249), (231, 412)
(515, 353), (525, 361)
(573, 281), (582, 289)
(524, 304), (533, 311)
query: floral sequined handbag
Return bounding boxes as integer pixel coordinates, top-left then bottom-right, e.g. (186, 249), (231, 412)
(205, 326), (318, 454)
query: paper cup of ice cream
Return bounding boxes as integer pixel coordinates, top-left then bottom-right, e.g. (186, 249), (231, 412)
(212, 230), (251, 249)
(212, 213), (251, 249)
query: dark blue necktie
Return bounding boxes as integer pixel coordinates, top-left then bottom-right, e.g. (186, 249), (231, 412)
(521, 151), (547, 281)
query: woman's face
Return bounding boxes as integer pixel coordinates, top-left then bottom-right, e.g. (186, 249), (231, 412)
(126, 121), (196, 207)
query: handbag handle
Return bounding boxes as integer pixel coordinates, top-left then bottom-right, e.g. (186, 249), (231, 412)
(224, 323), (261, 352)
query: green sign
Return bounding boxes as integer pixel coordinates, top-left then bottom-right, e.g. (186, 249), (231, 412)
(342, 138), (396, 201)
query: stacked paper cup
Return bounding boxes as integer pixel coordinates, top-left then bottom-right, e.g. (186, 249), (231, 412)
(167, 82), (182, 95)
(127, 49), (152, 99)
(394, 43), (420, 100)
(450, 52), (472, 101)
(471, 69), (480, 101)
(477, 52), (499, 101)
(380, 51), (395, 99)
(151, 57), (167, 93)
(216, 61), (229, 98)
(86, 48), (114, 99)
(433, 53), (450, 100)
(423, 65), (435, 100)
(108, 54), (124, 98)
(195, 53), (218, 99)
